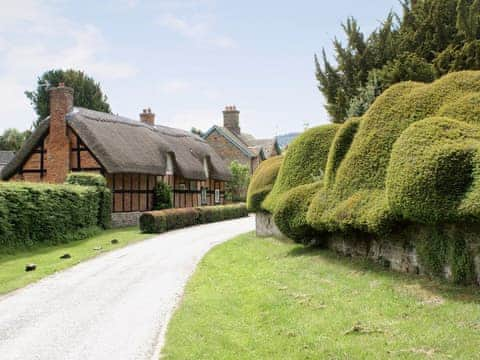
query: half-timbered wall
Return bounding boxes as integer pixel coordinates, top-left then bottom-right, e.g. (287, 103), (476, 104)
(13, 128), (101, 182)
(106, 173), (156, 213)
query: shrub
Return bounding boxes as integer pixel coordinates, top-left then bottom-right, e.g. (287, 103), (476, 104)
(66, 172), (112, 228)
(0, 182), (101, 249)
(273, 182), (322, 243)
(386, 117), (480, 224)
(225, 161), (250, 202)
(153, 181), (173, 210)
(246, 156), (283, 212)
(65, 172), (107, 187)
(140, 204), (248, 233)
(263, 125), (339, 213)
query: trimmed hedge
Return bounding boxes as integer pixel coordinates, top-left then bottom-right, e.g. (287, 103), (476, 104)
(0, 182), (101, 249)
(246, 71), (480, 283)
(140, 204), (248, 233)
(273, 182), (323, 243)
(65, 172), (112, 229)
(262, 125), (339, 213)
(246, 155), (283, 212)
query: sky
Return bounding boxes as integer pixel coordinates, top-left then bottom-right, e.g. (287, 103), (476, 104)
(0, 0), (401, 138)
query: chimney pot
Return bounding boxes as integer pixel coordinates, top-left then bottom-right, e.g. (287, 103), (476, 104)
(223, 105), (240, 135)
(140, 107), (155, 126)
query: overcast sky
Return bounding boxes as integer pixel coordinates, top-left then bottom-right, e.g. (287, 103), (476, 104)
(0, 0), (401, 137)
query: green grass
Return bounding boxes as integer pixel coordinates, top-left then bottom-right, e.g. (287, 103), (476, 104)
(163, 232), (480, 359)
(0, 227), (152, 295)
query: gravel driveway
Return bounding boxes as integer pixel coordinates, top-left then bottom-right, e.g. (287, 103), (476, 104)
(0, 216), (255, 360)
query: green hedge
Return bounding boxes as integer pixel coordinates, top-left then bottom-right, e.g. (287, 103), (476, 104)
(246, 156), (283, 212)
(262, 125), (339, 213)
(65, 172), (112, 228)
(140, 204), (248, 233)
(0, 182), (101, 249)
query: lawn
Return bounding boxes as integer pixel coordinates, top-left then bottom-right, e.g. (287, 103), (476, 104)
(0, 227), (152, 295)
(162, 232), (480, 359)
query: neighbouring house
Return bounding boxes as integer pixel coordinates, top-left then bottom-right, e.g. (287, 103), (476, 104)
(0, 151), (15, 173)
(0, 84), (231, 221)
(203, 106), (281, 174)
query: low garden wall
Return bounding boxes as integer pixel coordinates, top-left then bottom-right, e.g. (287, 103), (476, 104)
(140, 204), (248, 233)
(256, 213), (480, 285)
(111, 212), (142, 228)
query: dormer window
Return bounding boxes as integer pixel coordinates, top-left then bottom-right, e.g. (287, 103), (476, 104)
(203, 157), (210, 179)
(166, 153), (174, 175)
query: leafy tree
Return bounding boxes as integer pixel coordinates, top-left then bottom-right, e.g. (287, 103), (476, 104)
(316, 0), (480, 123)
(0, 129), (31, 151)
(25, 69), (111, 128)
(347, 73), (383, 118)
(376, 52), (435, 87)
(225, 160), (250, 202)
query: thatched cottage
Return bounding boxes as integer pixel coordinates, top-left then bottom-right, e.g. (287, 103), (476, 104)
(1, 84), (231, 220)
(203, 106), (281, 174)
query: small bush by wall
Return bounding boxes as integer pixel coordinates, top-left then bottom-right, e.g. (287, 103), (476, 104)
(153, 181), (173, 210)
(0, 182), (102, 249)
(66, 172), (112, 228)
(140, 204), (248, 233)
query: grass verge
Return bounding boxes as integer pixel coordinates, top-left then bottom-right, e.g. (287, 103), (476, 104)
(0, 227), (153, 295)
(162, 232), (480, 359)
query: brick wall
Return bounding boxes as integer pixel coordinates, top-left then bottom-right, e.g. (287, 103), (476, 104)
(204, 129), (251, 168)
(45, 84), (73, 183)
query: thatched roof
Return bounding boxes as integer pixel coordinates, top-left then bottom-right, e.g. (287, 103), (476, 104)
(1, 108), (231, 181)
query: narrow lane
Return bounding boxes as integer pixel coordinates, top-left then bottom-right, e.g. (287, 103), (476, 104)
(0, 216), (255, 360)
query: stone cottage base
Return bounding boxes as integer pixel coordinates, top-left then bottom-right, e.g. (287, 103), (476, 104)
(255, 212), (480, 285)
(111, 212), (143, 228)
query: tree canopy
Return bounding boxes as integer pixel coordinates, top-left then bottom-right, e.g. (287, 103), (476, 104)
(0, 129), (31, 151)
(25, 69), (111, 128)
(316, 0), (480, 123)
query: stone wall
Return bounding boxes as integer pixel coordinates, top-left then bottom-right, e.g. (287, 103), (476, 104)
(256, 212), (480, 285)
(255, 212), (289, 240)
(111, 212), (142, 228)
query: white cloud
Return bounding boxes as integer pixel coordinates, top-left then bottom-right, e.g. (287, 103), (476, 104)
(158, 13), (235, 48)
(0, 0), (137, 131)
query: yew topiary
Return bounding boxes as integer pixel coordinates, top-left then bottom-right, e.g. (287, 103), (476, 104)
(262, 124), (339, 213)
(246, 156), (283, 212)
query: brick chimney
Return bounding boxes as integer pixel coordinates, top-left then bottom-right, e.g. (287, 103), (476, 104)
(140, 108), (155, 126)
(223, 105), (240, 135)
(46, 83), (73, 183)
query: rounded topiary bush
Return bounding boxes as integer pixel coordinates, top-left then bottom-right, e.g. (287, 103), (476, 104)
(263, 124), (339, 213)
(246, 155), (283, 212)
(273, 182), (323, 243)
(386, 117), (480, 224)
(324, 117), (361, 187)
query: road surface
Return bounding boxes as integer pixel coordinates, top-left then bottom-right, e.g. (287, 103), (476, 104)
(0, 216), (255, 360)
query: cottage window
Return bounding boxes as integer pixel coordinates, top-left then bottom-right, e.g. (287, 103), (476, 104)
(178, 183), (186, 191)
(190, 181), (197, 191)
(215, 188), (220, 204)
(201, 187), (208, 205)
